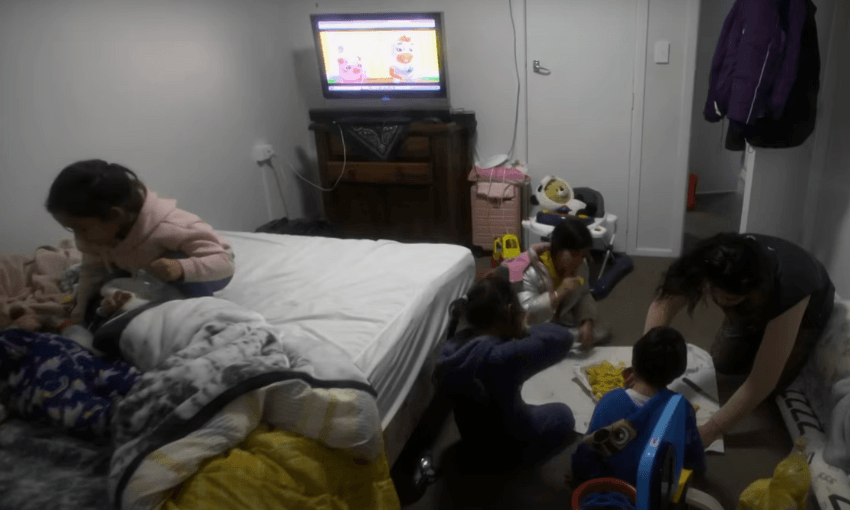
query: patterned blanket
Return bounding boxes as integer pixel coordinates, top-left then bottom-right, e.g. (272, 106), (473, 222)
(96, 297), (383, 510)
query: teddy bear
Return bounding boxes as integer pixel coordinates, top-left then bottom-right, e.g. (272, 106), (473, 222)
(529, 175), (596, 226)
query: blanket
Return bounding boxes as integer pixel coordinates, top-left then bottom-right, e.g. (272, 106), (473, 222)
(100, 296), (383, 510)
(160, 424), (400, 510)
(0, 240), (80, 318)
(0, 419), (112, 510)
(0, 329), (140, 439)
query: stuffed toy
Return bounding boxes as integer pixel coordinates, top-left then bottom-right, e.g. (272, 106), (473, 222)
(530, 175), (576, 211)
(529, 175), (594, 226)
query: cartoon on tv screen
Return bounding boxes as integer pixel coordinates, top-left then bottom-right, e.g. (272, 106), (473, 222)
(319, 30), (441, 84)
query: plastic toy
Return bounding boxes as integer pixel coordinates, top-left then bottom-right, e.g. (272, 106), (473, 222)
(491, 234), (522, 268)
(573, 394), (724, 510)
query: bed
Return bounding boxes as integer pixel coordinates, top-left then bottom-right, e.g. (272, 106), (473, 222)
(215, 231), (476, 461)
(0, 231), (475, 509)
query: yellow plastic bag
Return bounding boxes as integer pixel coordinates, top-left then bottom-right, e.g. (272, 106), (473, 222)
(737, 437), (811, 510)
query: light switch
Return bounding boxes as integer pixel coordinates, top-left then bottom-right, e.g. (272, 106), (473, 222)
(654, 40), (670, 64)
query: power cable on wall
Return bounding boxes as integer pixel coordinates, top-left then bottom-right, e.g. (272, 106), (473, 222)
(507, 0), (521, 162)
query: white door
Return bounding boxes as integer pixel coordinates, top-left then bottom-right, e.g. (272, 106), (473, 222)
(527, 0), (639, 253)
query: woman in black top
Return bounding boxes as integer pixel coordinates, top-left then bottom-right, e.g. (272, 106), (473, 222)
(643, 233), (835, 448)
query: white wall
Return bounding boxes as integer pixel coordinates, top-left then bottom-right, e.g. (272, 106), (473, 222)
(687, 0), (741, 194)
(744, 0), (839, 246)
(0, 0), (702, 257)
(806, 2), (850, 296)
(0, 0), (318, 254)
(0, 0), (530, 255)
(289, 0), (528, 165)
(295, 0), (702, 257)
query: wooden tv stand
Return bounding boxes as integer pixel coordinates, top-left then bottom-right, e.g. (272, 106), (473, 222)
(309, 110), (476, 246)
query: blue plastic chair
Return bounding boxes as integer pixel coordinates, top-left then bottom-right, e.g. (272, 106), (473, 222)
(635, 394), (724, 510)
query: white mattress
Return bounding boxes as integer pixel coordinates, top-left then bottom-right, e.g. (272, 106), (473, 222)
(215, 231), (476, 429)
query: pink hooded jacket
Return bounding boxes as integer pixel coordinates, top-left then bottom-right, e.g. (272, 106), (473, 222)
(77, 191), (235, 283)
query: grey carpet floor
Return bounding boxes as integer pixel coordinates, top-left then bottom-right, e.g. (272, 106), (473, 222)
(400, 251), (807, 510)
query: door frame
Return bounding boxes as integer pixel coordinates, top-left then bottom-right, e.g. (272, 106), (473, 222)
(627, 0), (702, 258)
(626, 0), (651, 255)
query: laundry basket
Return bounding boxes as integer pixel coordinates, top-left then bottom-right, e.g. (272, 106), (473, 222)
(469, 164), (531, 252)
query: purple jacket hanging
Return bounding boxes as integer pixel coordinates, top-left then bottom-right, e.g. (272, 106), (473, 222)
(704, 0), (808, 126)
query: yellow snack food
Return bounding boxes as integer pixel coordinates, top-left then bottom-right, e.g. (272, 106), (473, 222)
(585, 361), (627, 401)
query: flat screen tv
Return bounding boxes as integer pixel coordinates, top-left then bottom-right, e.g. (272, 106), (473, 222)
(310, 12), (450, 111)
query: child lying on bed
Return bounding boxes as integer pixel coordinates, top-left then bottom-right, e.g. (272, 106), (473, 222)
(571, 327), (706, 486)
(436, 268), (576, 472)
(45, 159), (236, 328)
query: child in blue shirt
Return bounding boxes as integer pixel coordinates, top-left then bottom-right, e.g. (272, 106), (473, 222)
(437, 269), (577, 472)
(571, 327), (706, 486)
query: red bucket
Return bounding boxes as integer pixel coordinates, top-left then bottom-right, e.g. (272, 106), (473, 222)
(571, 478), (636, 510)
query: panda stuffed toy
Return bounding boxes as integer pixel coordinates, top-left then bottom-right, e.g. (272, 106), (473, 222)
(530, 175), (596, 226)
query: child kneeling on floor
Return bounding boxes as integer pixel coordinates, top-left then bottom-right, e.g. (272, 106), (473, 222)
(437, 269), (577, 473)
(571, 327), (706, 486)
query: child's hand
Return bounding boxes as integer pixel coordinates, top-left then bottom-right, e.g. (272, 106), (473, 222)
(558, 276), (584, 296)
(149, 258), (184, 282)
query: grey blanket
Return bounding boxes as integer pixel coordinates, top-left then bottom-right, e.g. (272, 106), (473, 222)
(96, 296), (380, 509)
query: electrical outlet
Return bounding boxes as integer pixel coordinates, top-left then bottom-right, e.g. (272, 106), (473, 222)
(252, 143), (275, 163)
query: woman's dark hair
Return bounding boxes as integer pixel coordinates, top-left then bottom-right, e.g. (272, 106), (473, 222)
(657, 232), (771, 315)
(45, 159), (147, 219)
(632, 327), (687, 389)
(550, 217), (593, 259)
(447, 266), (523, 340)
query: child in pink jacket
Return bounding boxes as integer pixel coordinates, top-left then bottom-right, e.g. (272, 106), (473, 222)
(46, 159), (235, 326)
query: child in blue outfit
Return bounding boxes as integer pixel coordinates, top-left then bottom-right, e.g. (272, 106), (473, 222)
(437, 269), (576, 472)
(571, 327), (706, 486)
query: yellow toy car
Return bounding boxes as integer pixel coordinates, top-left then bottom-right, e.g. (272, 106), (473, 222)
(491, 234), (522, 267)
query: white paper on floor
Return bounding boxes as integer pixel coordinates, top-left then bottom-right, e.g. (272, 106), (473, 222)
(521, 344), (725, 453)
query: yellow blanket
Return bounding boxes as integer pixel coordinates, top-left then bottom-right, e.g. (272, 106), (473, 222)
(160, 424), (400, 510)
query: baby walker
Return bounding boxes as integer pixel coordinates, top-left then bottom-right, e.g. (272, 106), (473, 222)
(522, 175), (634, 300)
(571, 395), (725, 510)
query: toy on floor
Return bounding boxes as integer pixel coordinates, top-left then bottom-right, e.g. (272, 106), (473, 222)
(490, 233), (522, 268)
(737, 437), (811, 510)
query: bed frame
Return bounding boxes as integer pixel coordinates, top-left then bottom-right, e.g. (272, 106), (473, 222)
(382, 343), (445, 467)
